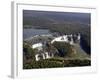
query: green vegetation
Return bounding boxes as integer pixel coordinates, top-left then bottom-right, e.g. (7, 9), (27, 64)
(63, 59), (90, 67)
(53, 42), (73, 57)
(23, 59), (63, 69)
(23, 42), (91, 69)
(23, 58), (90, 69)
(23, 43), (35, 60)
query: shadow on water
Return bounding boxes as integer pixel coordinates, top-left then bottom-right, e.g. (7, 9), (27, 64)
(80, 34), (91, 55)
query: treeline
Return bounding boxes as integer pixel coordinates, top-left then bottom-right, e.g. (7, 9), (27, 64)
(23, 58), (91, 69)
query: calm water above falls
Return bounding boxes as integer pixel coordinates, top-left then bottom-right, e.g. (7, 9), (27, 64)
(23, 28), (50, 39)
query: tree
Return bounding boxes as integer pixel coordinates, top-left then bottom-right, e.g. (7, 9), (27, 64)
(52, 42), (73, 57)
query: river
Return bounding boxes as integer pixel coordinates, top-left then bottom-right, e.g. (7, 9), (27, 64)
(23, 28), (50, 39)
